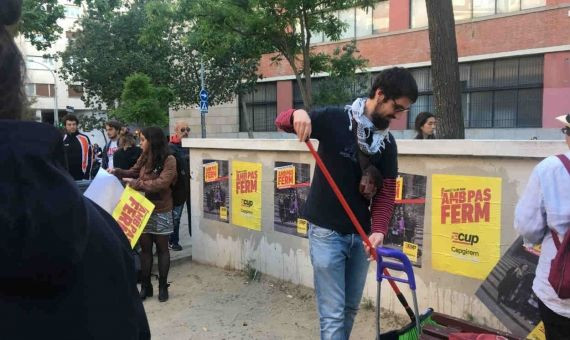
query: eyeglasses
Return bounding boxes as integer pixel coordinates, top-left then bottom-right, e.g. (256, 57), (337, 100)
(391, 99), (410, 113)
(180, 128), (190, 132)
(561, 127), (570, 136)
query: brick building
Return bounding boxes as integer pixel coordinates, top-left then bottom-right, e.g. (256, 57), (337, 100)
(172, 0), (570, 140)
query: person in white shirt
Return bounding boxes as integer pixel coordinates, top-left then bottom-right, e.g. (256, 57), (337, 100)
(102, 120), (122, 170)
(514, 113), (570, 339)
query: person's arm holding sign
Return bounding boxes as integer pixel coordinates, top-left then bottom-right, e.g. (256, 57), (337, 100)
(130, 156), (177, 192)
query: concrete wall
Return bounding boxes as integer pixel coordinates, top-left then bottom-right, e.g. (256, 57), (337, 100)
(184, 138), (568, 333)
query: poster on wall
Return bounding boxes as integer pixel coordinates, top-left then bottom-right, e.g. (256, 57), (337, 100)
(231, 161), (263, 231)
(202, 160), (230, 223)
(475, 237), (543, 338)
(385, 173), (427, 267)
(273, 162), (311, 238)
(431, 174), (502, 279)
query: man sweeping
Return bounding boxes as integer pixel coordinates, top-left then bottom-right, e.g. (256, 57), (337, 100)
(275, 67), (418, 340)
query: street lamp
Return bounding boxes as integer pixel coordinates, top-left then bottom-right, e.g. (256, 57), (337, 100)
(26, 58), (59, 126)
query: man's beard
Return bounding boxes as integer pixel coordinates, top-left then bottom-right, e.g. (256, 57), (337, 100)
(371, 114), (390, 130)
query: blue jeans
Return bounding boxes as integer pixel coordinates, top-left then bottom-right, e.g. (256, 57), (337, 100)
(170, 204), (184, 245)
(309, 224), (370, 340)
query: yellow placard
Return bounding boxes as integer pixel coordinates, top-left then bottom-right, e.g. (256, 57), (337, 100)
(231, 161), (262, 230)
(112, 186), (155, 248)
(395, 176), (403, 201)
(431, 174), (502, 279)
(297, 218), (308, 235)
(527, 322), (546, 340)
(219, 206), (228, 221)
(403, 242), (419, 262)
(204, 162), (219, 183)
(276, 166), (296, 189)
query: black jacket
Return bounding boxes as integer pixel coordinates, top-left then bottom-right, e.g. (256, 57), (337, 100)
(63, 131), (92, 180)
(0, 121), (150, 340)
(113, 146), (142, 170)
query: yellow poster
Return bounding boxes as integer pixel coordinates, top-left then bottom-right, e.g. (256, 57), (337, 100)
(431, 174), (502, 279)
(112, 186), (155, 248)
(276, 166), (296, 189)
(527, 322), (546, 340)
(297, 218), (308, 236)
(231, 161), (262, 230)
(395, 176), (403, 201)
(219, 206), (228, 221)
(403, 242), (419, 262)
(204, 162), (219, 183)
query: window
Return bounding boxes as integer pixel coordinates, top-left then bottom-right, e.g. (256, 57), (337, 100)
(25, 84), (36, 97)
(410, 0), (545, 28)
(26, 55), (55, 69)
(35, 84), (56, 97)
(338, 8), (356, 40)
(68, 85), (83, 98)
(64, 5), (81, 18)
(372, 1), (390, 34)
(315, 1), (389, 42)
(239, 83), (277, 132)
(407, 55), (544, 128)
(293, 75), (371, 110)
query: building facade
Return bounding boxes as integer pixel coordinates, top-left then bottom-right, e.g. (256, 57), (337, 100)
(173, 0), (570, 140)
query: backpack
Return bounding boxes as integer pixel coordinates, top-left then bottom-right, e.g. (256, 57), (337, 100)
(169, 145), (189, 206)
(548, 154), (570, 299)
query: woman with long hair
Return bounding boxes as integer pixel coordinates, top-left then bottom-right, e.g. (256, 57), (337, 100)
(0, 1), (150, 338)
(414, 111), (436, 139)
(112, 127), (177, 302)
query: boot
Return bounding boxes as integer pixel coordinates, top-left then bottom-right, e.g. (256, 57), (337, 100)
(139, 279), (153, 300)
(158, 277), (170, 302)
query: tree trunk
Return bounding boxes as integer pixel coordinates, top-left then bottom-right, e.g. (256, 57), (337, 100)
(425, 0), (464, 139)
(241, 99), (254, 139)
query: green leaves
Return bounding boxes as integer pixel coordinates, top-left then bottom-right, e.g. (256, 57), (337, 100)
(111, 73), (169, 128)
(18, 0), (65, 51)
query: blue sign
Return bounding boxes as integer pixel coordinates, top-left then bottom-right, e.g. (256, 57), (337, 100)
(200, 101), (208, 112)
(199, 89), (208, 102)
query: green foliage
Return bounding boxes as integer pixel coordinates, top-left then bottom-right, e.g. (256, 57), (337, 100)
(311, 42), (369, 107)
(17, 0), (65, 50)
(111, 73), (170, 127)
(59, 2), (173, 109)
(189, 0), (375, 109)
(79, 111), (108, 143)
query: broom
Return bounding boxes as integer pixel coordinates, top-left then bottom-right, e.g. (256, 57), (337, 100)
(305, 140), (439, 339)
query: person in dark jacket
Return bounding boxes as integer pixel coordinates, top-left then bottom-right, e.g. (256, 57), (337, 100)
(0, 2), (150, 338)
(168, 121), (191, 250)
(62, 114), (93, 180)
(113, 129), (142, 170)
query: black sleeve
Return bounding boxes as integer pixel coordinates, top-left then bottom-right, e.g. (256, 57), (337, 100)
(308, 107), (331, 141)
(102, 143), (109, 169)
(371, 133), (398, 180)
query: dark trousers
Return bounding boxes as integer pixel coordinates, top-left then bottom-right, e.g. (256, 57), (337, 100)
(538, 298), (570, 340)
(169, 196), (191, 245)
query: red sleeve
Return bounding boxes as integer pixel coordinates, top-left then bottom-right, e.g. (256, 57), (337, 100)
(370, 178), (396, 235)
(274, 108), (296, 133)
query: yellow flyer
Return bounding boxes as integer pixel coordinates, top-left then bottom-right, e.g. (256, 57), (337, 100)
(231, 161), (262, 230)
(431, 174), (502, 279)
(276, 166), (296, 189)
(403, 242), (419, 262)
(204, 162), (219, 183)
(112, 186), (155, 248)
(297, 218), (308, 236)
(527, 322), (546, 340)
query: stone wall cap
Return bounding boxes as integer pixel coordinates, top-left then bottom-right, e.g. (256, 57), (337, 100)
(183, 138), (567, 158)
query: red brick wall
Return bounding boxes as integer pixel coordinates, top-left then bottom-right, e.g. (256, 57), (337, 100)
(276, 80), (293, 114)
(542, 51), (570, 128)
(258, 7), (570, 78)
(389, 0), (410, 31)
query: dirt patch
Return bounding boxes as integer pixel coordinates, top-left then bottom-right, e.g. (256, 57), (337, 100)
(143, 262), (408, 339)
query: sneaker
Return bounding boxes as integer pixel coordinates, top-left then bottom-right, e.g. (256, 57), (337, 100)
(170, 243), (183, 251)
